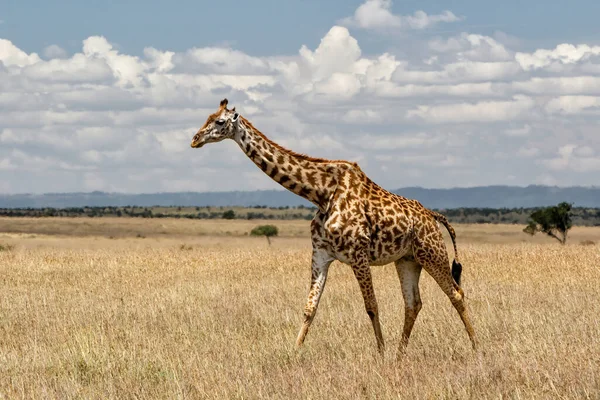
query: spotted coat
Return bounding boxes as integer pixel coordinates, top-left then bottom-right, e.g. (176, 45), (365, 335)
(191, 99), (477, 355)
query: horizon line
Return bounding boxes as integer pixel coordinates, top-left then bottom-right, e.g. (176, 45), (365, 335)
(1, 184), (600, 197)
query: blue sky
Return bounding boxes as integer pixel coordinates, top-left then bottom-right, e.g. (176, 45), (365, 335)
(1, 0), (600, 193)
(3, 0), (600, 56)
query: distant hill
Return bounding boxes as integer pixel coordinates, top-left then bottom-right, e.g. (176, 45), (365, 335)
(396, 186), (600, 208)
(1, 185), (599, 209)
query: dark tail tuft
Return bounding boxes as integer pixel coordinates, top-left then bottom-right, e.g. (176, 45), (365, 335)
(452, 260), (462, 286)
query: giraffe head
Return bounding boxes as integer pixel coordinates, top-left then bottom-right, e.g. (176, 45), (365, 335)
(191, 98), (240, 148)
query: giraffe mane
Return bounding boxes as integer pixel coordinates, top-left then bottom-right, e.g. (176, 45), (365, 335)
(239, 116), (358, 167)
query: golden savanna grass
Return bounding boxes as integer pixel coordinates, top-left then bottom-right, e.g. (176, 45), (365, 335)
(1, 218), (599, 398)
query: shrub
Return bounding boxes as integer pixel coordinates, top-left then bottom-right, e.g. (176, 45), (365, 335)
(0, 243), (15, 252)
(222, 210), (236, 220)
(250, 225), (279, 245)
(524, 202), (573, 244)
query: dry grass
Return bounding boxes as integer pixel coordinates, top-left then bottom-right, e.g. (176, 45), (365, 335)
(1, 219), (599, 398)
(0, 217), (310, 239)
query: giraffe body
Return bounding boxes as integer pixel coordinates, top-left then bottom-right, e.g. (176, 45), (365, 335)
(314, 166), (417, 266)
(191, 99), (477, 355)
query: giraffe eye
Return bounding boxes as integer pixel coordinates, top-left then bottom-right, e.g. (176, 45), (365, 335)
(215, 119), (225, 126)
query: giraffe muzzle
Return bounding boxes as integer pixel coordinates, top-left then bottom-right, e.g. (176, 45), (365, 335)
(191, 134), (205, 148)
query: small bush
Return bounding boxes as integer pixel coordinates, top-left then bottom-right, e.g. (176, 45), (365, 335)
(0, 243), (14, 252)
(250, 225), (279, 245)
(579, 240), (596, 246)
(222, 210), (236, 220)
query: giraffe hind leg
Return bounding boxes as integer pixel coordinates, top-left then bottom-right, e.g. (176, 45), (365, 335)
(395, 257), (423, 354)
(413, 237), (477, 350)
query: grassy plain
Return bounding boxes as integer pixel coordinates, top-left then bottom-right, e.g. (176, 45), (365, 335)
(1, 217), (599, 398)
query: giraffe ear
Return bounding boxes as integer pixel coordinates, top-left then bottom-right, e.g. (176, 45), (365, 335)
(219, 98), (228, 109)
(232, 107), (236, 112)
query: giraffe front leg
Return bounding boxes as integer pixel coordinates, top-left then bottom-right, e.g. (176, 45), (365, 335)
(296, 248), (334, 347)
(352, 261), (385, 354)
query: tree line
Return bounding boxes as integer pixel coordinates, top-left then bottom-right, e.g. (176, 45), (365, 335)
(0, 204), (599, 226)
(0, 206), (315, 221)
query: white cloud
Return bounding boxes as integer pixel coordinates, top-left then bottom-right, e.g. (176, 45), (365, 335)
(372, 81), (505, 98)
(313, 72), (362, 99)
(357, 132), (442, 150)
(575, 146), (595, 157)
(340, 0), (461, 31)
(517, 146), (540, 157)
(541, 144), (600, 172)
(298, 26), (361, 81)
(43, 44), (68, 59)
(512, 76), (600, 95)
(391, 60), (520, 84)
(144, 47), (175, 72)
(545, 96), (600, 114)
(429, 33), (512, 61)
(0, 129), (25, 144)
(0, 39), (41, 67)
(178, 47), (268, 74)
(406, 95), (535, 123)
(504, 124), (532, 137)
(83, 36), (147, 87)
(341, 109), (381, 123)
(516, 43), (600, 70)
(22, 54), (113, 83)
(1, 19), (600, 193)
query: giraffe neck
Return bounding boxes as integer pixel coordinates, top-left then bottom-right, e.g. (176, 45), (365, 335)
(234, 118), (339, 211)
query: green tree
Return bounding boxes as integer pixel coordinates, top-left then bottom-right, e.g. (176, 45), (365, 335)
(250, 225), (279, 245)
(524, 202), (573, 244)
(222, 210), (236, 220)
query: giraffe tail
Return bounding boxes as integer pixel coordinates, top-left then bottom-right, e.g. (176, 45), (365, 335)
(430, 211), (462, 286)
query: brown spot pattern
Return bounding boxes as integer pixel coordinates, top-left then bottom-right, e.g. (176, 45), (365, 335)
(191, 99), (478, 355)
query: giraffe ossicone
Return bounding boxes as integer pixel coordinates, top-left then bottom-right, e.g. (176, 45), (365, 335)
(191, 99), (477, 355)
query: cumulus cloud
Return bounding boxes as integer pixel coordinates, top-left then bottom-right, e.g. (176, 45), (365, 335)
(545, 95), (600, 114)
(82, 36), (148, 87)
(391, 60), (521, 84)
(541, 144), (600, 172)
(517, 146), (540, 157)
(1, 14), (600, 193)
(516, 43), (600, 70)
(0, 39), (41, 67)
(177, 47), (268, 74)
(406, 95), (535, 123)
(298, 26), (361, 81)
(512, 76), (600, 95)
(429, 33), (512, 62)
(340, 0), (461, 31)
(313, 73), (362, 99)
(504, 124), (532, 137)
(22, 54), (113, 83)
(357, 132), (442, 150)
(43, 44), (68, 59)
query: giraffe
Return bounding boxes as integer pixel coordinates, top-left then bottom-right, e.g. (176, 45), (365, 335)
(190, 99), (477, 355)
